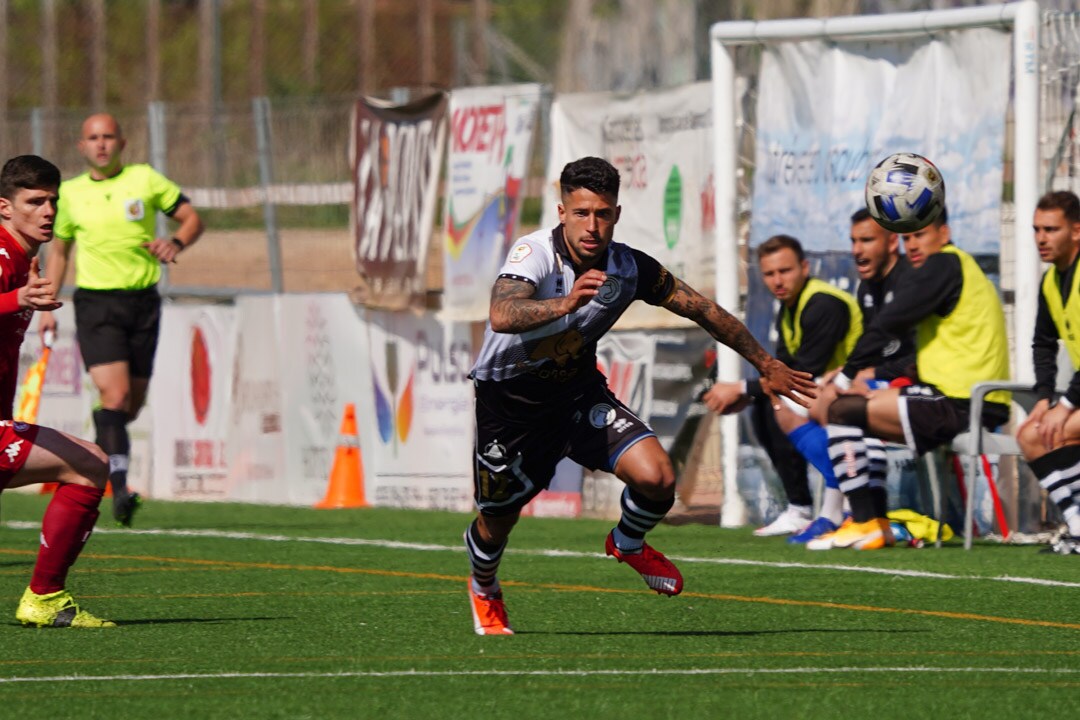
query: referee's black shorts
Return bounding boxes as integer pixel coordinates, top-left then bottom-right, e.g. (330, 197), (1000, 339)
(73, 286), (161, 378)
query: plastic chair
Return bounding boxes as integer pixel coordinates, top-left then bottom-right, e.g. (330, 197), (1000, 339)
(953, 381), (1044, 550)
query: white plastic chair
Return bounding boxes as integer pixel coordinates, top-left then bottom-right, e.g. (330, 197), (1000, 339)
(952, 381), (1045, 550)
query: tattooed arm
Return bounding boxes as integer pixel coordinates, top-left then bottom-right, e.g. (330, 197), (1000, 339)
(662, 277), (817, 405)
(489, 269), (607, 334)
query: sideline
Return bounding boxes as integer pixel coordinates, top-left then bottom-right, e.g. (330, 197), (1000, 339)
(1, 666), (1079, 684)
(3, 520), (1079, 590)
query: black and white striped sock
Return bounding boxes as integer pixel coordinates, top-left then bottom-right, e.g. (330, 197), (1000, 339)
(865, 437), (889, 518)
(465, 519), (507, 596)
(827, 424), (874, 522)
(1030, 445), (1080, 537)
(611, 487), (674, 553)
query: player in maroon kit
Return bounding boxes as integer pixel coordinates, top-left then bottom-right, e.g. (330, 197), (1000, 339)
(0, 155), (114, 627)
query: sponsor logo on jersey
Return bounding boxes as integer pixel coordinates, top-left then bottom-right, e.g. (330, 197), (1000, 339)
(529, 329), (584, 366)
(589, 403), (616, 428)
(595, 276), (622, 305)
(882, 339), (901, 357)
(13, 422), (29, 433)
(508, 243), (532, 263)
(483, 441), (507, 462)
(4, 438), (24, 462)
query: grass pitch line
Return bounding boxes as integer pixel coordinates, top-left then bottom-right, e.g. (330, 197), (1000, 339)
(1, 666), (1079, 685)
(4, 521), (1079, 590)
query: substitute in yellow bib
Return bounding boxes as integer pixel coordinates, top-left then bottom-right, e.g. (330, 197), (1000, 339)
(38, 113), (204, 527)
(704, 235), (861, 536)
(1016, 190), (1080, 555)
(809, 207), (1011, 551)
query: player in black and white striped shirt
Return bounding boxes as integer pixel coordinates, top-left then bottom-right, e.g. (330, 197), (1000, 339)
(464, 156), (817, 635)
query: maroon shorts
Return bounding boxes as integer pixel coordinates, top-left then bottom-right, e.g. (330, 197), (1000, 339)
(0, 420), (40, 488)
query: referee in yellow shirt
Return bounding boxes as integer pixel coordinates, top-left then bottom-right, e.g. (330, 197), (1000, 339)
(39, 113), (204, 526)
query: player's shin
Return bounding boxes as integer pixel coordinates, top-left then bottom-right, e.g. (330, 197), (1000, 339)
(29, 483), (104, 594)
(465, 518), (507, 595)
(611, 486), (674, 553)
(93, 408), (130, 496)
(788, 421), (845, 524)
(1029, 445), (1080, 537)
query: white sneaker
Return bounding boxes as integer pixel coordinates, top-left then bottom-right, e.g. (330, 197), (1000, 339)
(754, 506), (812, 537)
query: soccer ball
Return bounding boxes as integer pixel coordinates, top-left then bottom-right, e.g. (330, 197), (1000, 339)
(864, 152), (945, 233)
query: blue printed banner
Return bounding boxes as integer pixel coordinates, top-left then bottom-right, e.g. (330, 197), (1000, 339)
(751, 29), (1011, 255)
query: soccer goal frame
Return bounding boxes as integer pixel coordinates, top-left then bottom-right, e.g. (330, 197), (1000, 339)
(709, 1), (1040, 527)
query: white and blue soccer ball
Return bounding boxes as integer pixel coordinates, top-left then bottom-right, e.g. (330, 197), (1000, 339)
(864, 152), (945, 234)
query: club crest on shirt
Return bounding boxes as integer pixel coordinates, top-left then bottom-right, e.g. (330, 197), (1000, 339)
(589, 403), (616, 428)
(508, 243), (532, 263)
(595, 276), (621, 305)
(124, 198), (145, 221)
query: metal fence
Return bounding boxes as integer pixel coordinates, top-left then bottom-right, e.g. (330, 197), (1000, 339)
(22, 98), (361, 296)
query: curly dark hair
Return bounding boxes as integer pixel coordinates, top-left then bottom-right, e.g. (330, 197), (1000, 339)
(559, 156), (620, 199)
(0, 155), (61, 200)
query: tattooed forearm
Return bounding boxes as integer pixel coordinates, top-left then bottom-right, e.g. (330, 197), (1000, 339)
(489, 277), (570, 333)
(664, 278), (773, 371)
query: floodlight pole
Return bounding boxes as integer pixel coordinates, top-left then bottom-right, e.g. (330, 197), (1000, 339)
(710, 1), (1040, 528)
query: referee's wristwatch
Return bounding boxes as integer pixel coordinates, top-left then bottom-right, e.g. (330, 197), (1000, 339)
(170, 237), (186, 252)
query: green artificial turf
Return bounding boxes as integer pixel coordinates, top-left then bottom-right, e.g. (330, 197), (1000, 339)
(0, 493), (1077, 719)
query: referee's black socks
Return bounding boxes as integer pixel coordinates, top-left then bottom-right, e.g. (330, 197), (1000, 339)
(93, 408), (131, 497)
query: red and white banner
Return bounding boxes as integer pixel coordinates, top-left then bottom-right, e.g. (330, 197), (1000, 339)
(442, 83), (542, 321)
(352, 92), (448, 310)
(150, 305), (237, 500)
(544, 81), (715, 328)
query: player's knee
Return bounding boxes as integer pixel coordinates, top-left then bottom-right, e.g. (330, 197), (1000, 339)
(84, 445), (109, 489)
(827, 395), (869, 430)
(1016, 422), (1042, 460)
(625, 460), (675, 501)
(476, 511), (519, 545)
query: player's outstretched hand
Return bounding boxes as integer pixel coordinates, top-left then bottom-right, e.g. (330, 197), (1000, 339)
(564, 268), (606, 314)
(18, 258), (62, 312)
(702, 382), (751, 415)
(758, 358), (816, 409)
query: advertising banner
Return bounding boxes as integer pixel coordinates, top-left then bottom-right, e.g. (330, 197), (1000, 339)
(149, 305), (237, 500)
(352, 92), (449, 310)
(225, 296), (287, 503)
(277, 294), (378, 506)
(359, 310), (475, 512)
(443, 83), (542, 321)
(544, 82), (715, 328)
(751, 29), (1010, 255)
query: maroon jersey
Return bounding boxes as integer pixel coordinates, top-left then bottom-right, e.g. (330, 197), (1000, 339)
(0, 226), (33, 418)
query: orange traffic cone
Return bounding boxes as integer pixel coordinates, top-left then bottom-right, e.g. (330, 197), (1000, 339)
(315, 403), (367, 508)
